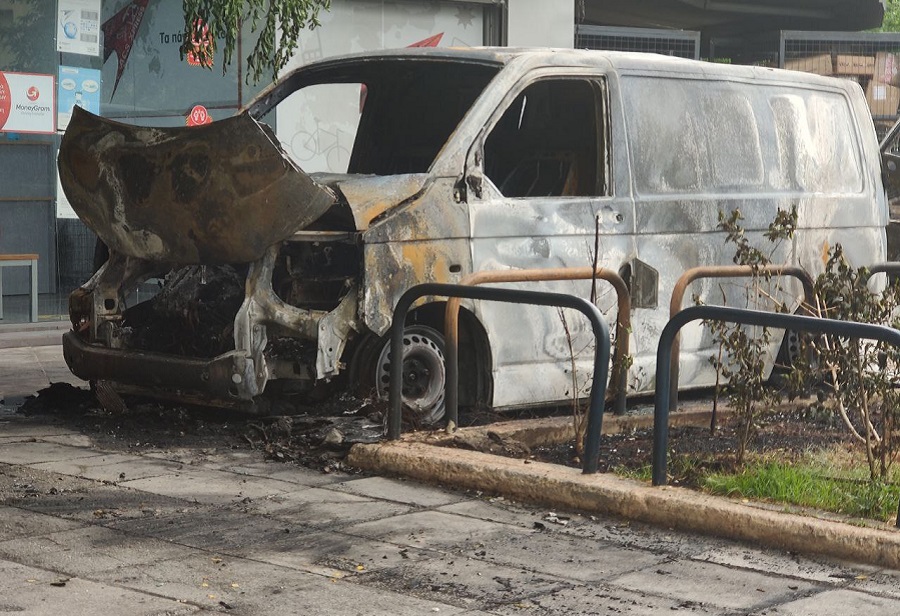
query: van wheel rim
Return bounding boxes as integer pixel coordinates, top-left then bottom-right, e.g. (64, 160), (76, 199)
(375, 326), (446, 425)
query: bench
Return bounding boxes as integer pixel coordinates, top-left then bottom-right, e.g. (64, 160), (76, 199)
(0, 254), (39, 322)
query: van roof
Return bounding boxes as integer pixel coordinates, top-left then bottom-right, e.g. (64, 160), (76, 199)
(299, 46), (855, 90)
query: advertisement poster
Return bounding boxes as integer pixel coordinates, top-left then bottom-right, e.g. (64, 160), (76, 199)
(57, 0), (102, 56)
(58, 66), (102, 130)
(0, 71), (56, 134)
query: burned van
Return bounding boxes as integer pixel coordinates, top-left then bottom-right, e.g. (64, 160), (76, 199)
(59, 48), (888, 420)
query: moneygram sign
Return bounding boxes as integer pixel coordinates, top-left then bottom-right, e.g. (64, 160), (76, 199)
(0, 72), (56, 134)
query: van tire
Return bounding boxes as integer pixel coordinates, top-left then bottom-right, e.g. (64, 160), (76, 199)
(770, 329), (818, 391)
(349, 325), (447, 426)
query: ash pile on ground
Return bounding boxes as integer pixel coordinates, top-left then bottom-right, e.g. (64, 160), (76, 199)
(13, 383), (385, 473)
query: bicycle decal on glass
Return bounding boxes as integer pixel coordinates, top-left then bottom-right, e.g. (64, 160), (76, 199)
(288, 121), (352, 172)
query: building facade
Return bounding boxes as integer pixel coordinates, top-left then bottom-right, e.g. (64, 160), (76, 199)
(0, 0), (573, 317)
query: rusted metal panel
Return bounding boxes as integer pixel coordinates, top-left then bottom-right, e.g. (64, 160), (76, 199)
(62, 331), (246, 402)
(58, 106), (335, 264)
(334, 174), (430, 230)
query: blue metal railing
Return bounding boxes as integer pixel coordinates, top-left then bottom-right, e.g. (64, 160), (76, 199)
(651, 304), (900, 527)
(386, 283), (611, 474)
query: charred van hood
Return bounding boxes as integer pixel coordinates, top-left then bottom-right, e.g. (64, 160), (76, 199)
(58, 106), (335, 264)
(314, 173), (430, 231)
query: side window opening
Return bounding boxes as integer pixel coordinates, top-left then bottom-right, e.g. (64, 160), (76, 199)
(483, 79), (606, 198)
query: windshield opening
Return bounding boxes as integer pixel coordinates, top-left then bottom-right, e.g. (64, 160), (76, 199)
(257, 59), (500, 175)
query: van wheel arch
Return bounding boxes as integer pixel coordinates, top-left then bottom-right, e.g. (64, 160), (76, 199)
(346, 302), (493, 424)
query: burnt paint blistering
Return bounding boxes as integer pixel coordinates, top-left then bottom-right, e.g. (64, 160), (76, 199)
(58, 106), (335, 264)
(58, 49), (889, 413)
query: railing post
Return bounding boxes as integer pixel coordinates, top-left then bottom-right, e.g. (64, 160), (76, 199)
(653, 305), (900, 498)
(389, 283), (610, 473)
(667, 265), (815, 413)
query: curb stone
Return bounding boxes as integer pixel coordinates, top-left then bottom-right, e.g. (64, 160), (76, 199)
(348, 439), (900, 569)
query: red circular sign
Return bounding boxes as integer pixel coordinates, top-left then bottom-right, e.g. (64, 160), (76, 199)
(186, 104), (212, 126)
(0, 73), (10, 130)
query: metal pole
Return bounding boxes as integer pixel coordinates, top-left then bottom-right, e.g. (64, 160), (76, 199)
(389, 283), (610, 473)
(444, 266), (631, 428)
(653, 305), (900, 490)
(668, 265), (815, 413)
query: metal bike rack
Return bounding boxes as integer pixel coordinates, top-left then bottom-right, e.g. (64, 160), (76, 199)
(864, 262), (900, 281)
(443, 266), (631, 428)
(387, 283), (611, 474)
(668, 265), (815, 412)
(651, 304), (900, 528)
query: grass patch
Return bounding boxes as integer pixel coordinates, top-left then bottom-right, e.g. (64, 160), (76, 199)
(702, 455), (900, 522)
(610, 445), (900, 523)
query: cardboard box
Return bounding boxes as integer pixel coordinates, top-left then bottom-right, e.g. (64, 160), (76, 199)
(875, 51), (900, 87)
(865, 80), (900, 116)
(783, 54), (833, 75)
(834, 54), (875, 75)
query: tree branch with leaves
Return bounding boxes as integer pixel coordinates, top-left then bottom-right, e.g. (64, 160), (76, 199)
(181, 0), (331, 85)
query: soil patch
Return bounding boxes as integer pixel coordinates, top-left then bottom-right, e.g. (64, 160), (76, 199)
(503, 402), (854, 488)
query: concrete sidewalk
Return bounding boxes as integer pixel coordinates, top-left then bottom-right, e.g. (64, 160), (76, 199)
(4, 406), (900, 615)
(0, 322), (69, 350)
(3, 347), (900, 614)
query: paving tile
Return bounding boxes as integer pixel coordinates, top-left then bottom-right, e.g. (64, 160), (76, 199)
(0, 419), (80, 440)
(436, 498), (550, 529)
(0, 505), (84, 541)
(0, 558), (66, 590)
(487, 582), (724, 615)
(32, 453), (186, 483)
(558, 517), (725, 559)
(0, 441), (104, 465)
(0, 570), (198, 616)
(233, 570), (467, 616)
(118, 469), (298, 506)
(94, 547), (466, 615)
(458, 529), (667, 583)
(330, 475), (468, 507)
(342, 510), (534, 553)
(110, 507), (306, 555)
(8, 480), (201, 524)
(353, 553), (576, 611)
(35, 433), (96, 447)
(213, 461), (350, 487)
(757, 588), (900, 615)
(93, 552), (313, 611)
(241, 486), (413, 527)
(0, 525), (196, 577)
(845, 567), (900, 600)
(0, 462), (100, 507)
(610, 558), (817, 611)
(694, 544), (877, 584)
(247, 528), (441, 576)
(142, 448), (261, 467)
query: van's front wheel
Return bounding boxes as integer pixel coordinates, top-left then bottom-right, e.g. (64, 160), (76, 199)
(350, 325), (447, 426)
